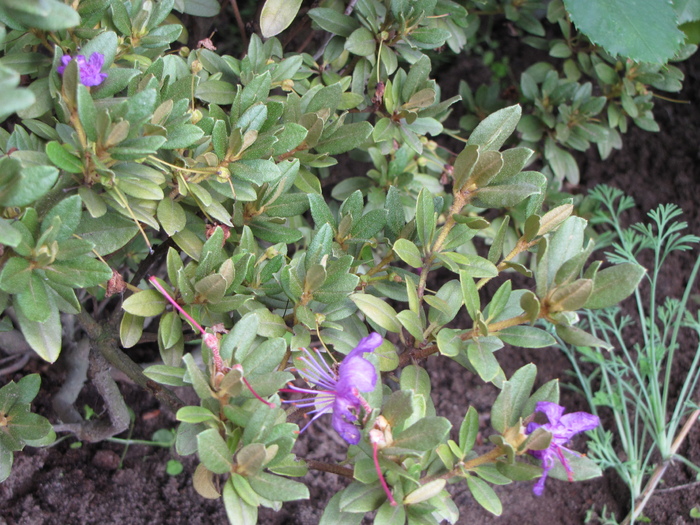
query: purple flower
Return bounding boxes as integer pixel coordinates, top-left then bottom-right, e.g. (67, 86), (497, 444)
(57, 53), (108, 87)
(526, 401), (600, 496)
(282, 333), (383, 444)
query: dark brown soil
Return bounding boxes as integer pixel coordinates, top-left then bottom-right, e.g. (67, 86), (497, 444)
(3, 19), (700, 525)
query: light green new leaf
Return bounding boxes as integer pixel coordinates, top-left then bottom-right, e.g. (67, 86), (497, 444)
(393, 239), (423, 268)
(350, 293), (402, 333)
(122, 289), (166, 317)
(260, 0), (303, 37)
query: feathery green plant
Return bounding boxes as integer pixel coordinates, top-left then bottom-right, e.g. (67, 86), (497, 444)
(561, 185), (700, 525)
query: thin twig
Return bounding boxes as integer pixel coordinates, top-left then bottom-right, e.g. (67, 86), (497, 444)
(229, 0), (248, 51)
(305, 459), (354, 479)
(76, 309), (185, 412)
(621, 409), (700, 525)
(655, 479), (700, 494)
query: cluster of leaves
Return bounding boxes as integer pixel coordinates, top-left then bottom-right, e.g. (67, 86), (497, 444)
(0, 374), (55, 482)
(0, 0), (689, 523)
(457, 0), (698, 184)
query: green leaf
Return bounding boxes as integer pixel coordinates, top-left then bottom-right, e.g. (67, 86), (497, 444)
(547, 448), (602, 482)
(0, 0), (80, 31)
(260, 0), (302, 37)
(77, 85), (97, 142)
(120, 311), (144, 349)
(348, 203), (384, 236)
(453, 144), (479, 190)
(197, 428), (233, 474)
(143, 364), (186, 387)
(467, 105), (521, 152)
(563, 0), (684, 63)
(223, 478), (258, 525)
(15, 297), (61, 362)
(122, 289), (166, 317)
(176, 406), (219, 424)
(339, 482), (387, 513)
(473, 180), (541, 208)
(416, 188), (435, 249)
(350, 293), (402, 333)
(466, 339), (501, 383)
(584, 263), (646, 309)
(16, 374), (41, 403)
(157, 198), (187, 236)
(177, 0), (220, 16)
(231, 159), (281, 184)
(45, 141), (83, 174)
(393, 239), (423, 268)
(74, 211), (139, 256)
(308, 7), (360, 37)
(0, 257), (31, 294)
(319, 492), (363, 524)
(548, 279), (594, 312)
(490, 364), (537, 433)
(384, 417), (451, 454)
(0, 164), (58, 207)
(467, 476), (502, 516)
(403, 479), (445, 505)
(248, 472), (310, 501)
(459, 406), (479, 454)
(0, 219), (21, 248)
(163, 124), (205, 149)
(316, 122), (372, 155)
(495, 326), (556, 349)
(374, 500), (406, 525)
(345, 27), (376, 56)
(196, 79), (236, 105)
(8, 409), (53, 441)
(45, 258), (113, 288)
(556, 325), (612, 350)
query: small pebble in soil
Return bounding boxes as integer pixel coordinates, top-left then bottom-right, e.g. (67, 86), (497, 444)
(92, 450), (121, 470)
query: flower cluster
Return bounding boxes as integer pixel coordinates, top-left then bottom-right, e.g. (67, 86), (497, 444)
(526, 401), (600, 495)
(282, 333), (383, 444)
(57, 52), (107, 87)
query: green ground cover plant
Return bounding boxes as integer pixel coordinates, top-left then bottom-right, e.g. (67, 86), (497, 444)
(0, 1), (698, 523)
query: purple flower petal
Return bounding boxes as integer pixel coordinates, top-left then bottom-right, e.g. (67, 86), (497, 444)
(337, 355), (376, 394)
(281, 333), (383, 444)
(57, 52), (107, 87)
(346, 332), (383, 360)
(527, 402), (599, 495)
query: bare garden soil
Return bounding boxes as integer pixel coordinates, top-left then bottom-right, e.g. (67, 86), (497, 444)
(2, 17), (700, 525)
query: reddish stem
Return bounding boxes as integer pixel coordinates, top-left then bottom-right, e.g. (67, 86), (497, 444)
(373, 442), (397, 506)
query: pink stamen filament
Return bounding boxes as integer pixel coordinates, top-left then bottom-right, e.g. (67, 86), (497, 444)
(554, 446), (574, 482)
(150, 276), (271, 407)
(149, 276), (225, 374)
(353, 388), (372, 414)
(373, 442), (397, 506)
(232, 364), (275, 408)
(149, 276), (205, 334)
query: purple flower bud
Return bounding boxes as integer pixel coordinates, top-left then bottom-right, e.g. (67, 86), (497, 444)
(281, 333), (383, 444)
(526, 401), (599, 495)
(57, 52), (108, 87)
